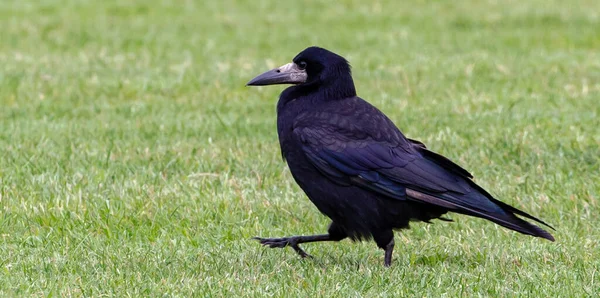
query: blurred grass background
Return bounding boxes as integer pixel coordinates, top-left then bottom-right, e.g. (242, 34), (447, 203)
(0, 0), (599, 296)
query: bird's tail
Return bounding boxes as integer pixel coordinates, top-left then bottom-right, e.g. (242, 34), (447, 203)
(469, 183), (555, 241)
(446, 197), (555, 241)
(406, 189), (555, 241)
(448, 194), (555, 241)
(481, 197), (555, 241)
(463, 206), (555, 241)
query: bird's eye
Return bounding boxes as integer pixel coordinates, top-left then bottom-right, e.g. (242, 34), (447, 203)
(297, 61), (307, 70)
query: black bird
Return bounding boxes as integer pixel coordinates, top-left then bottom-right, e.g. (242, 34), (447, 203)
(247, 46), (554, 267)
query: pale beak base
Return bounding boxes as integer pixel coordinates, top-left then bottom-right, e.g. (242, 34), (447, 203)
(247, 63), (307, 86)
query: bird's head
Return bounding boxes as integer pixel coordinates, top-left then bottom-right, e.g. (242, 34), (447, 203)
(247, 46), (356, 98)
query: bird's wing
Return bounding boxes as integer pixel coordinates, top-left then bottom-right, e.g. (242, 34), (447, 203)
(294, 124), (471, 202)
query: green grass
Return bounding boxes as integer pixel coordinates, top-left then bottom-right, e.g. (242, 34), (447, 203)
(1, 0), (599, 296)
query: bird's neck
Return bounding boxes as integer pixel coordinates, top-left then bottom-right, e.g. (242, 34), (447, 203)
(319, 77), (357, 100)
(282, 78), (357, 104)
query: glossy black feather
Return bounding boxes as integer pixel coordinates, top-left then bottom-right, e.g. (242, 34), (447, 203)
(272, 47), (554, 248)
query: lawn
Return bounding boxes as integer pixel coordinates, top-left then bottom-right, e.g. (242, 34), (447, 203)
(0, 0), (599, 296)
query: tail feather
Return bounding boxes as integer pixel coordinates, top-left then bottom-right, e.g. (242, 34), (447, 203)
(406, 188), (555, 241)
(489, 212), (555, 241)
(468, 182), (556, 231)
(413, 144), (555, 237)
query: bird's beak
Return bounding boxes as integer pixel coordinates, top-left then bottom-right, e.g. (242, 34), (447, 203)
(246, 63), (307, 86)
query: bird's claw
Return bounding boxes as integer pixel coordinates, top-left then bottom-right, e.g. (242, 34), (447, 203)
(253, 236), (289, 248)
(252, 236), (313, 258)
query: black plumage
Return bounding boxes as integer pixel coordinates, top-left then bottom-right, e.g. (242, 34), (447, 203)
(247, 46), (554, 266)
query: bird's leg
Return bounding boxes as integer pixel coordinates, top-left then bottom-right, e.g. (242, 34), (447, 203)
(374, 230), (395, 267)
(383, 239), (395, 267)
(253, 222), (347, 259)
(253, 234), (332, 258)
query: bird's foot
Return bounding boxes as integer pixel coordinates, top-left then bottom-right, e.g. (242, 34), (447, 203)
(252, 236), (313, 258)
